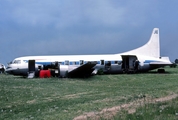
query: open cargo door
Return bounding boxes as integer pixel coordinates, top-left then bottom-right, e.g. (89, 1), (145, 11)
(121, 55), (139, 73)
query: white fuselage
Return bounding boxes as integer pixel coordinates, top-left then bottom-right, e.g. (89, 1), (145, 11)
(5, 28), (172, 77)
(5, 53), (171, 76)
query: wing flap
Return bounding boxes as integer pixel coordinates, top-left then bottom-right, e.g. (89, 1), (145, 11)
(68, 61), (97, 77)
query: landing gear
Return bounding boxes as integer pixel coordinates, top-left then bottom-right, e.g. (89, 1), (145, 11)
(157, 68), (165, 73)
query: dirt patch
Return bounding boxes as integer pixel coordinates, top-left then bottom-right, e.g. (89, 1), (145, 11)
(154, 94), (177, 102)
(73, 93), (178, 120)
(26, 99), (36, 104)
(63, 92), (94, 99)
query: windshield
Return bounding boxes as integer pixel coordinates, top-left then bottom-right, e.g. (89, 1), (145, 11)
(12, 60), (21, 64)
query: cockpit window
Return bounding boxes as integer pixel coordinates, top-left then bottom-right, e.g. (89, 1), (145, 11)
(13, 60), (21, 64)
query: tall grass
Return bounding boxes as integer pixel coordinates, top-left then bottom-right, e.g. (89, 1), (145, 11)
(0, 67), (178, 119)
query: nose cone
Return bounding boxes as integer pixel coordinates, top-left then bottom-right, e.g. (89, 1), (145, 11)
(5, 63), (16, 75)
(5, 63), (29, 76)
(5, 66), (12, 74)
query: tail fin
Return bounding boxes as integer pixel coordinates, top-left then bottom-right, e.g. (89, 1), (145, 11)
(124, 28), (160, 58)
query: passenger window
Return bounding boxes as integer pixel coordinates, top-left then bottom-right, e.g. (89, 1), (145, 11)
(61, 62), (65, 65)
(69, 62), (73, 65)
(65, 60), (69, 65)
(76, 62), (79, 65)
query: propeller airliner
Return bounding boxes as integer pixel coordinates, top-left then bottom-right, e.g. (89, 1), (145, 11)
(6, 28), (172, 77)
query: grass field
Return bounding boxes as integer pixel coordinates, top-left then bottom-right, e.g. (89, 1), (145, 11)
(0, 67), (178, 120)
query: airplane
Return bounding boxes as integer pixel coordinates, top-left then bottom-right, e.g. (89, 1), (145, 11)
(5, 28), (172, 77)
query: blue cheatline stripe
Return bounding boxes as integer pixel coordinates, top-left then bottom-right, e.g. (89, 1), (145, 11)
(23, 60), (28, 63)
(144, 60), (160, 63)
(23, 60), (52, 65)
(36, 62), (51, 65)
(32, 60), (123, 66)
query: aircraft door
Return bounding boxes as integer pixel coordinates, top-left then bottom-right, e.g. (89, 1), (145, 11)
(80, 60), (84, 65)
(121, 55), (138, 73)
(28, 60), (35, 72)
(105, 61), (111, 71)
(100, 60), (104, 65)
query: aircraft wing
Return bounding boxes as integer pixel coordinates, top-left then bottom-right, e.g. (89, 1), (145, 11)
(68, 61), (97, 77)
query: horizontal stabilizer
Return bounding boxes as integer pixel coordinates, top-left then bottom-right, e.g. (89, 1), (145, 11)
(160, 57), (171, 61)
(150, 57), (172, 66)
(150, 62), (172, 65)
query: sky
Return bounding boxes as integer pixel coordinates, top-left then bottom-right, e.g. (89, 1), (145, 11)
(0, 0), (178, 65)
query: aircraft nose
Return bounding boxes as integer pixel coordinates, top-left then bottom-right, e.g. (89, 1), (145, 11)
(5, 67), (10, 73)
(5, 65), (12, 74)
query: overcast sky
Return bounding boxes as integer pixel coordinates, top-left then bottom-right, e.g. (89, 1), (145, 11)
(0, 0), (178, 65)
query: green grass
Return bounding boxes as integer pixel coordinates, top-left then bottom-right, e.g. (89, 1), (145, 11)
(0, 67), (178, 119)
(114, 97), (178, 120)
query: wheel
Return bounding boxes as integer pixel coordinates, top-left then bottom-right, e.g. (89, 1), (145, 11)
(157, 69), (165, 73)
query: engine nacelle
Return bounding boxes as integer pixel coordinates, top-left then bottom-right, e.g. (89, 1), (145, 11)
(138, 63), (150, 72)
(58, 65), (78, 77)
(59, 65), (69, 77)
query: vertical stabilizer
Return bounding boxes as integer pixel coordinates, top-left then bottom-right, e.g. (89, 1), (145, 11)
(123, 28), (160, 58)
